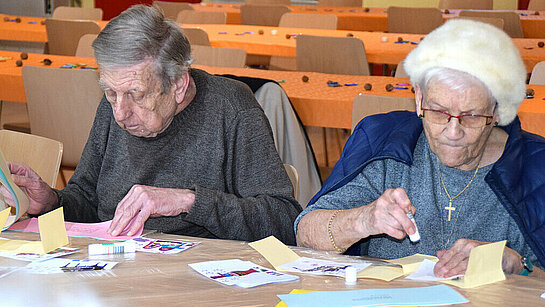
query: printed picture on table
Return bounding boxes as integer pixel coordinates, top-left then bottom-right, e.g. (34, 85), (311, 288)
(130, 237), (199, 254)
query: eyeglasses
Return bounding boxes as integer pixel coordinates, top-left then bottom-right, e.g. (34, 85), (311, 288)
(420, 104), (496, 128)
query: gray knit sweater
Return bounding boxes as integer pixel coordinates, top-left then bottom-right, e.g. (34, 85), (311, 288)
(57, 68), (302, 244)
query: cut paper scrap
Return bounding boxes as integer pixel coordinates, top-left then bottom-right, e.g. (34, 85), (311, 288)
(276, 290), (317, 307)
(356, 265), (404, 282)
(406, 259), (461, 281)
(442, 240), (506, 289)
(388, 253), (439, 275)
(250, 236), (371, 278)
(0, 207), (68, 254)
(9, 217), (143, 241)
(0, 149), (29, 230)
(277, 284), (468, 307)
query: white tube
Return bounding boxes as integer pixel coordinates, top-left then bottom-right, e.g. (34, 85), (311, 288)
(88, 241), (136, 256)
(406, 211), (421, 243)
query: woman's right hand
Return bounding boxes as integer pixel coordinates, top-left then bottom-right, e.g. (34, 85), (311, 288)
(0, 162), (58, 215)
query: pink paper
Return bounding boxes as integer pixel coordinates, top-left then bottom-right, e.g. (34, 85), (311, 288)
(8, 218), (144, 241)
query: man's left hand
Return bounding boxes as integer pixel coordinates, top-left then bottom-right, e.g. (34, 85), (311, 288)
(107, 185), (195, 236)
(434, 238), (523, 277)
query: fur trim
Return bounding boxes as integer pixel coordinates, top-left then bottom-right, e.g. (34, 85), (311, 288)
(404, 19), (526, 126)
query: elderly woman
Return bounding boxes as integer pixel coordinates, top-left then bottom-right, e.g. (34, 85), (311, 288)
(1, 5), (301, 244)
(296, 19), (545, 278)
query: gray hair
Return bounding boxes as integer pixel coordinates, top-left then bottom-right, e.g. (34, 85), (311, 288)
(418, 67), (496, 112)
(92, 5), (191, 94)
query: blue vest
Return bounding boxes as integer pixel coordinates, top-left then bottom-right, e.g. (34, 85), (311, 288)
(308, 111), (545, 267)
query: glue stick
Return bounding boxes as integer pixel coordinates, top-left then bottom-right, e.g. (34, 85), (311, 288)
(345, 267), (358, 285)
(88, 241), (136, 255)
(406, 211), (421, 243)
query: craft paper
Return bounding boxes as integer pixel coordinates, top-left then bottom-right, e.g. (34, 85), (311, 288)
(0, 208), (9, 229)
(276, 290), (317, 307)
(356, 265), (404, 282)
(0, 207), (68, 254)
(278, 257), (371, 278)
(189, 259), (299, 288)
(388, 253), (439, 275)
(0, 149), (29, 230)
(277, 284), (468, 307)
(26, 258), (118, 274)
(0, 246), (78, 262)
(442, 240), (506, 288)
(9, 218), (143, 240)
(249, 235), (300, 270)
(405, 259), (462, 281)
(129, 237), (199, 254)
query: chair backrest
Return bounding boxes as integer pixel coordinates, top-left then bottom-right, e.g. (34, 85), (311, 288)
(182, 28), (211, 46)
(177, 10), (227, 24)
(191, 45), (247, 68)
(279, 13), (338, 29)
(387, 7), (443, 34)
(22, 66), (103, 168)
(459, 10), (523, 38)
(240, 4), (291, 26)
(245, 0), (290, 4)
(153, 0), (194, 20)
(530, 61), (545, 85)
(296, 35), (370, 75)
(351, 94), (416, 131)
(438, 0), (493, 9)
(317, 0), (363, 6)
(0, 130), (63, 188)
(395, 60), (408, 78)
(45, 19), (101, 56)
(457, 16), (504, 29)
(283, 164), (299, 201)
(75, 34), (98, 58)
(528, 0), (545, 10)
(52, 6), (104, 20)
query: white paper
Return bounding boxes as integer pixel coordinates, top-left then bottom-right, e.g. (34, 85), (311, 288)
(0, 247), (79, 262)
(129, 237), (199, 254)
(405, 259), (462, 281)
(25, 258), (118, 274)
(189, 259), (298, 288)
(278, 257), (371, 277)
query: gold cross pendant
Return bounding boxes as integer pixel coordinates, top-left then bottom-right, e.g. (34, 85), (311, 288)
(444, 201), (455, 221)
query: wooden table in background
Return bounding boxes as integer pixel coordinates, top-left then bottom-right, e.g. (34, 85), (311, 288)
(1, 230), (545, 306)
(1, 51), (544, 136)
(191, 4), (545, 38)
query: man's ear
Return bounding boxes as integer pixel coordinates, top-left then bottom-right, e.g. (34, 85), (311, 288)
(173, 71), (190, 103)
(414, 84), (424, 117)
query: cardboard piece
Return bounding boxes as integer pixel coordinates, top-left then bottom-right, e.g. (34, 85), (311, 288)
(0, 207), (68, 254)
(0, 149), (29, 230)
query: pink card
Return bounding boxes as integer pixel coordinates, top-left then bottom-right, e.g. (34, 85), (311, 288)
(8, 218), (144, 241)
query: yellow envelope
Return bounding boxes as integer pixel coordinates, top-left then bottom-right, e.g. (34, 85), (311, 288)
(0, 207), (68, 254)
(357, 265), (404, 281)
(442, 240), (506, 288)
(388, 253), (439, 275)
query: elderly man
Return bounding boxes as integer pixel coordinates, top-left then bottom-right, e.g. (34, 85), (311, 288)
(2, 5), (301, 244)
(296, 19), (545, 277)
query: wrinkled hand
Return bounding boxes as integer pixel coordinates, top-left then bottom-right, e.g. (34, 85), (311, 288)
(107, 184), (195, 236)
(434, 239), (523, 277)
(0, 162), (58, 215)
(359, 188), (416, 240)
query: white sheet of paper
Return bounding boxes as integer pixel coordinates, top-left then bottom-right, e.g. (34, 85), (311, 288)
(189, 259), (298, 288)
(278, 257), (372, 278)
(405, 259), (462, 281)
(25, 258), (118, 274)
(0, 247), (78, 262)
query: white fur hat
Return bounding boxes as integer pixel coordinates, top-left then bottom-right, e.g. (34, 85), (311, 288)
(404, 19), (526, 126)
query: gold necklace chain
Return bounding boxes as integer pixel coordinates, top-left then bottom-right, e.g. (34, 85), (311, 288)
(436, 155), (481, 250)
(437, 156), (480, 221)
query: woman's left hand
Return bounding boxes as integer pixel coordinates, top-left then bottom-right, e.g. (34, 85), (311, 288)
(434, 238), (523, 277)
(107, 184), (196, 237)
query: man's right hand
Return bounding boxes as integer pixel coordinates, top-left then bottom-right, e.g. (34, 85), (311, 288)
(358, 187), (416, 240)
(0, 162), (58, 215)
